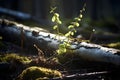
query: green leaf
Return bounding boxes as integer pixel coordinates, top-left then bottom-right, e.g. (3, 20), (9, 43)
(50, 7), (57, 13)
(79, 14), (83, 18)
(57, 47), (66, 54)
(57, 49), (63, 54)
(68, 25), (74, 29)
(53, 25), (58, 30)
(56, 50), (61, 54)
(65, 32), (71, 37)
(59, 44), (65, 48)
(52, 16), (56, 22)
(56, 19), (62, 24)
(71, 22), (79, 27)
(55, 13), (59, 17)
(70, 32), (74, 35)
(74, 18), (81, 21)
(66, 43), (70, 47)
(58, 21), (62, 24)
(75, 22), (79, 27)
(64, 42), (71, 47)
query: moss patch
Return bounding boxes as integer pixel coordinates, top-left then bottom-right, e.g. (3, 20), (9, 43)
(17, 66), (62, 80)
(106, 42), (120, 49)
(0, 53), (31, 64)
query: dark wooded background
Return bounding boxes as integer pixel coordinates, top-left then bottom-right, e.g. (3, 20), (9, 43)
(0, 0), (120, 20)
(0, 0), (120, 34)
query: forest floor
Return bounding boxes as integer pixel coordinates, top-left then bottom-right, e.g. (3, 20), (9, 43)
(0, 40), (120, 80)
(0, 19), (120, 80)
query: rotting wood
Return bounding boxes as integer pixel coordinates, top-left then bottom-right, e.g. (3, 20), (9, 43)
(0, 19), (120, 65)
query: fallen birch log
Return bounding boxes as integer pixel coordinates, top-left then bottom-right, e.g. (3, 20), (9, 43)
(0, 19), (120, 65)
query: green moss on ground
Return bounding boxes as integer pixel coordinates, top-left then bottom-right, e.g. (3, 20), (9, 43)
(17, 66), (62, 80)
(0, 53), (31, 64)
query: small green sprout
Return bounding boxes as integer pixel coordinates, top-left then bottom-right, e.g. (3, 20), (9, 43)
(51, 4), (86, 54)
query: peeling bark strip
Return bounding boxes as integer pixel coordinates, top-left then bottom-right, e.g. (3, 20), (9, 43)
(0, 19), (120, 65)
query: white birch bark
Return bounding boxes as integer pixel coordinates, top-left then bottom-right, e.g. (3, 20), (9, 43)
(0, 19), (120, 65)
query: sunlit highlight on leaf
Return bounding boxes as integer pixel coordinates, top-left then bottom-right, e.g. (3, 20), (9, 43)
(52, 16), (56, 22)
(53, 25), (58, 30)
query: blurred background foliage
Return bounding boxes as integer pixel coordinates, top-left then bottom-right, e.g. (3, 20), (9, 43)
(0, 0), (120, 43)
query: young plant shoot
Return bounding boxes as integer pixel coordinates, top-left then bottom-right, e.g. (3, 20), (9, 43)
(50, 4), (86, 54)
